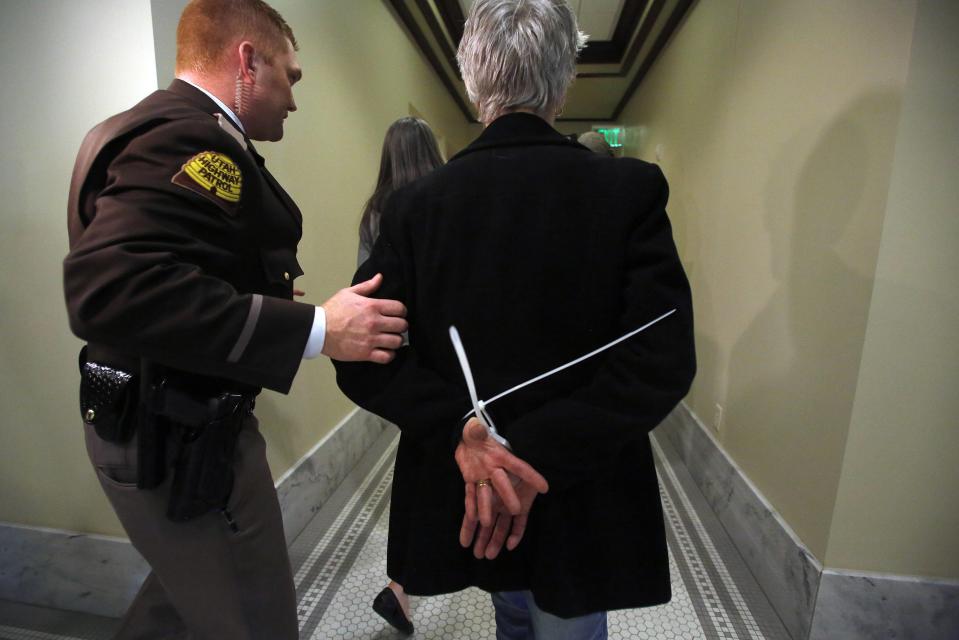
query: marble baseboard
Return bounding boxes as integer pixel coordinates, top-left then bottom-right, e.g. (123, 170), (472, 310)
(276, 408), (387, 545)
(0, 524), (148, 619)
(809, 569), (959, 640)
(0, 407), (386, 618)
(658, 403), (822, 640)
(658, 403), (959, 640)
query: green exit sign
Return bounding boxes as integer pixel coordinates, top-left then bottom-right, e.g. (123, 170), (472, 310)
(594, 127), (624, 148)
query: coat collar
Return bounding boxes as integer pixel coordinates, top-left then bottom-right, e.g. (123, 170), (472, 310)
(450, 112), (589, 162)
(166, 79), (267, 164)
(168, 79), (220, 115)
(166, 79), (244, 130)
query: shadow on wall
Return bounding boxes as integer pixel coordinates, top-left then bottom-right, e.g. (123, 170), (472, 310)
(723, 89), (903, 555)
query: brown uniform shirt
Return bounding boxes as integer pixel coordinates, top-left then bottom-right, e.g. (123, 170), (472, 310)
(64, 80), (314, 392)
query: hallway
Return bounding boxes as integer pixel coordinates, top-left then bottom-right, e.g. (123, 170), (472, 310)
(0, 1), (957, 638)
(0, 427), (789, 640)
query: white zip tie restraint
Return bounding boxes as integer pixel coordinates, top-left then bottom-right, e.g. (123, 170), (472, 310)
(449, 308), (677, 445)
(449, 325), (510, 447)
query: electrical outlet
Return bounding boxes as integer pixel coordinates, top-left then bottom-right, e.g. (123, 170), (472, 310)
(713, 403), (724, 436)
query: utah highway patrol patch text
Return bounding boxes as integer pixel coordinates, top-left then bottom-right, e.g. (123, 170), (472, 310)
(172, 151), (242, 216)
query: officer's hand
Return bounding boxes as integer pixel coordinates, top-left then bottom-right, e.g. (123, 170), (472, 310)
(321, 273), (408, 364)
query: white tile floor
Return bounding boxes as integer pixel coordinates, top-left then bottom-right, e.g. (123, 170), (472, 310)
(0, 428), (791, 640)
(289, 431), (789, 640)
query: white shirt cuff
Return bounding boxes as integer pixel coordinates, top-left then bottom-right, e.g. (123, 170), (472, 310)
(302, 306), (326, 359)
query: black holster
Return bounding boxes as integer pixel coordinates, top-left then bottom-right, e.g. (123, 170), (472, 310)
(142, 378), (254, 522)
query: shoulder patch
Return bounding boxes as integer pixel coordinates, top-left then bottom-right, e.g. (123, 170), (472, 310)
(172, 151), (242, 216)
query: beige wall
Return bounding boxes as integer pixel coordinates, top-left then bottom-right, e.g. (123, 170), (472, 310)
(825, 0), (959, 578)
(251, 0), (474, 483)
(0, 1), (473, 536)
(150, 0), (188, 88)
(616, 0), (917, 560)
(0, 0), (159, 533)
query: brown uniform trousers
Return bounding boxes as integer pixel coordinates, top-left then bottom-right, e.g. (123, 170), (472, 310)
(85, 415), (299, 639)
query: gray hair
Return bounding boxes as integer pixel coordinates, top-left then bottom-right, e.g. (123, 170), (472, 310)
(457, 0), (588, 124)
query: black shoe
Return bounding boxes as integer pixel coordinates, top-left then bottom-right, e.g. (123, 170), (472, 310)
(372, 587), (415, 635)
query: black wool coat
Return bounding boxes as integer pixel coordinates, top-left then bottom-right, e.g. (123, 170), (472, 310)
(334, 113), (696, 618)
(64, 80), (314, 392)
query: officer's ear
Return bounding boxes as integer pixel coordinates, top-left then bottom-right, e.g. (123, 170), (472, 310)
(237, 41), (257, 84)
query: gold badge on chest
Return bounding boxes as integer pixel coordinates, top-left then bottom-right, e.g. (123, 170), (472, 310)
(172, 151), (242, 216)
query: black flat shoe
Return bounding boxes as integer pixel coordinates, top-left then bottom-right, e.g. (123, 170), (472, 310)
(372, 587), (415, 635)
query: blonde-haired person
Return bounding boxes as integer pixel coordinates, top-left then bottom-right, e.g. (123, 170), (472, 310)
(359, 117), (445, 635)
(64, 1), (408, 637)
(334, 0), (695, 638)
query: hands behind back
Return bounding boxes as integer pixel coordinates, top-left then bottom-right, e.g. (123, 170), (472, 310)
(455, 418), (548, 559)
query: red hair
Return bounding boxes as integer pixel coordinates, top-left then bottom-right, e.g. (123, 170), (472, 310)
(175, 0), (298, 75)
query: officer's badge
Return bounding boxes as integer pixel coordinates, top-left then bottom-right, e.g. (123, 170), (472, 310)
(172, 151), (242, 216)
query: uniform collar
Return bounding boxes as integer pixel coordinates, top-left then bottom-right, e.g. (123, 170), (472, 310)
(166, 79), (264, 163)
(167, 79), (245, 134)
(450, 112), (588, 162)
(174, 78), (245, 134)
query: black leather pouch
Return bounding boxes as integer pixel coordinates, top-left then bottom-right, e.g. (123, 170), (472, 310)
(79, 348), (139, 443)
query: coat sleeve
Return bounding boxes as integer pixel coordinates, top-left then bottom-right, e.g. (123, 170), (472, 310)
(333, 192), (471, 442)
(63, 118), (314, 393)
(502, 165), (696, 492)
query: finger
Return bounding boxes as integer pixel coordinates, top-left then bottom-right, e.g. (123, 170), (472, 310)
(477, 482), (494, 528)
(371, 298), (407, 318)
(472, 519), (495, 559)
(501, 455), (549, 494)
(459, 515), (477, 548)
(371, 333), (404, 350)
(490, 468), (522, 515)
(367, 348), (396, 365)
(459, 512), (478, 548)
(462, 418), (489, 444)
(506, 513), (528, 551)
(485, 513), (511, 560)
(349, 273), (383, 295)
(463, 481), (478, 524)
(374, 316), (409, 335)
(293, 289), (306, 297)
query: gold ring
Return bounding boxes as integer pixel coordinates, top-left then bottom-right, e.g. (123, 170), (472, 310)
(476, 479), (492, 488)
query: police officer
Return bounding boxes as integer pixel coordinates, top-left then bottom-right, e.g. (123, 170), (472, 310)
(63, 1), (407, 637)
